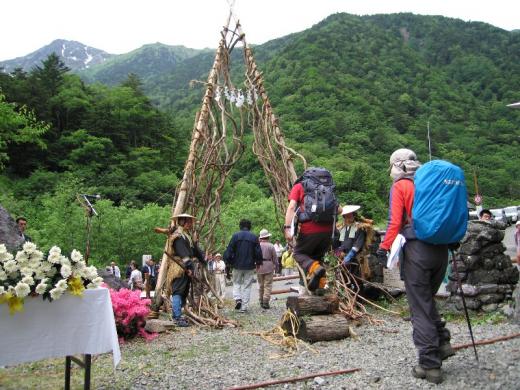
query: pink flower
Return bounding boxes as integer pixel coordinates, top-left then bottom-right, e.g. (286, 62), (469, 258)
(108, 288), (156, 341)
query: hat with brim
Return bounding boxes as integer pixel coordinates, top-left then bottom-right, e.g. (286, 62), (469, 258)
(215, 253), (222, 258)
(516, 220), (520, 226)
(259, 229), (271, 239)
(171, 213), (196, 220)
(342, 205), (361, 216)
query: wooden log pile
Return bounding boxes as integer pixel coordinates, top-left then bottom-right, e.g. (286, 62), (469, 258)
(282, 295), (350, 342)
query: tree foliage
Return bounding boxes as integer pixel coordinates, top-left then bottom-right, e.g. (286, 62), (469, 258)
(1, 13), (519, 265)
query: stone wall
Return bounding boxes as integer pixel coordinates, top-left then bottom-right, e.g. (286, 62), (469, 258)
(0, 204), (23, 252)
(446, 220), (519, 312)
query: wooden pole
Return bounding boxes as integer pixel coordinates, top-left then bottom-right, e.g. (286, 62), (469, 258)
(270, 288), (295, 295)
(273, 274), (300, 282)
(453, 332), (520, 351)
(153, 38), (226, 310)
(227, 368), (361, 390)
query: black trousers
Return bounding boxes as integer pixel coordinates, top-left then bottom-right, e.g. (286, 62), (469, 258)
(403, 239), (449, 369)
(293, 232), (331, 271)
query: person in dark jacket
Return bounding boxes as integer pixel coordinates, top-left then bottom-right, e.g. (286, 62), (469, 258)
(224, 219), (262, 313)
(170, 213), (205, 327)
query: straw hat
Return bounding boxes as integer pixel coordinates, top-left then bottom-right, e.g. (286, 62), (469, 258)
(214, 253), (222, 258)
(341, 205), (361, 216)
(171, 213), (196, 220)
(259, 229), (271, 239)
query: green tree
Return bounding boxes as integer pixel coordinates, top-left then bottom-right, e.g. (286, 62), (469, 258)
(0, 93), (49, 170)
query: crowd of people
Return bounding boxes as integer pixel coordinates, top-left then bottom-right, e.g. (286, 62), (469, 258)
(105, 257), (159, 300)
(12, 146), (519, 386)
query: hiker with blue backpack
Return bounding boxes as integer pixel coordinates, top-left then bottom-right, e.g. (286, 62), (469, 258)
(377, 148), (468, 384)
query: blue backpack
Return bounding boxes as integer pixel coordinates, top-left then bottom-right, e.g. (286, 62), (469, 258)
(412, 160), (468, 244)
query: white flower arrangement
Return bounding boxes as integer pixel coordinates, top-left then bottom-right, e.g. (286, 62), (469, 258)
(0, 243), (101, 315)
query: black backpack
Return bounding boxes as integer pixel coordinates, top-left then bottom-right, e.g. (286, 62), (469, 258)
(296, 167), (338, 224)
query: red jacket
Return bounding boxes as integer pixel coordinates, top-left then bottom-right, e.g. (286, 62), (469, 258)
(380, 179), (415, 251)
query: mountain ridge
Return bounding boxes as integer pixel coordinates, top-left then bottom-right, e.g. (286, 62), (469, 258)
(0, 39), (113, 73)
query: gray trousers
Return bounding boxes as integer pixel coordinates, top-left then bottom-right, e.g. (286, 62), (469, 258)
(232, 269), (255, 309)
(403, 239), (449, 369)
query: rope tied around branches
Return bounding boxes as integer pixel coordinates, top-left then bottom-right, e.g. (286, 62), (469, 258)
(248, 309), (319, 358)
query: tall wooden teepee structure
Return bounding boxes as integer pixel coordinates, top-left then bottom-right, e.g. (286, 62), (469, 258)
(153, 7), (305, 323)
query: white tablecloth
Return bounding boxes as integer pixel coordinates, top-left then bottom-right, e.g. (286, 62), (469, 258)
(0, 288), (121, 367)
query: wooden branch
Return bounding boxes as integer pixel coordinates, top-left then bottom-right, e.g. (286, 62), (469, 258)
(453, 332), (520, 350)
(227, 368), (361, 390)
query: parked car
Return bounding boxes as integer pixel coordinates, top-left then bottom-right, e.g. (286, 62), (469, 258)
(490, 208), (509, 225)
(469, 210), (479, 221)
(504, 206), (519, 223)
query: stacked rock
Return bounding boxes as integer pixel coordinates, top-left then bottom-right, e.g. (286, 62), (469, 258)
(447, 220), (519, 312)
(0, 204), (24, 252)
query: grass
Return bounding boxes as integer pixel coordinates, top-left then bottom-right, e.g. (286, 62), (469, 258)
(369, 294), (509, 327)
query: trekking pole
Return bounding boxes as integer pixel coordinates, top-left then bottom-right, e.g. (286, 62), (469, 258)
(450, 249), (479, 361)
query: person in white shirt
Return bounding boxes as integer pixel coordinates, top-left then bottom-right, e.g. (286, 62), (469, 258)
(273, 239), (285, 275)
(213, 253), (226, 299)
(129, 262), (143, 290)
(109, 261), (121, 279)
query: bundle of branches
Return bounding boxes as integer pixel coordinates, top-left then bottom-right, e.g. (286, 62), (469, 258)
(184, 277), (239, 328)
(329, 259), (399, 323)
(245, 45), (306, 218)
(175, 18), (304, 251)
(154, 12), (306, 328)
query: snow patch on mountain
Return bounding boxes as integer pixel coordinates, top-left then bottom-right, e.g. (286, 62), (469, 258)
(0, 39), (114, 73)
(84, 46), (93, 67)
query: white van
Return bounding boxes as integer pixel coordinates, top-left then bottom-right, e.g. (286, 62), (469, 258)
(504, 206), (519, 223)
(490, 208), (509, 225)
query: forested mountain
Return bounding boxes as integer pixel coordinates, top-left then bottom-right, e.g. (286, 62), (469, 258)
(141, 13), (520, 211)
(79, 43), (211, 86)
(0, 13), (519, 265)
(0, 39), (113, 73)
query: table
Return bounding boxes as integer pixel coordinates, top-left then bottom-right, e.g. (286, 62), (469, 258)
(0, 288), (121, 388)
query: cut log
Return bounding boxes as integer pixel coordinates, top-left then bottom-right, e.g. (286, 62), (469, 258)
(286, 294), (339, 316)
(284, 314), (350, 342)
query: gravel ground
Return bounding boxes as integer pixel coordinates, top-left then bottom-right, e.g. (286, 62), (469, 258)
(1, 296), (519, 390)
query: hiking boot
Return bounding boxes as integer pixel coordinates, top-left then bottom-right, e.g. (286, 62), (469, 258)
(262, 302), (270, 309)
(412, 366), (443, 384)
(313, 288), (327, 296)
(439, 343), (456, 361)
(238, 307), (248, 313)
(175, 318), (190, 327)
(307, 263), (326, 291)
(235, 299), (242, 310)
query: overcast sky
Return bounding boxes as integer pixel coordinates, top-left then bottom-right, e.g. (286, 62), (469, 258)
(1, 0), (518, 61)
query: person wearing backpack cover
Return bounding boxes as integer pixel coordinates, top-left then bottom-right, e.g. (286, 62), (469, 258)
(284, 167), (342, 293)
(377, 149), (456, 385)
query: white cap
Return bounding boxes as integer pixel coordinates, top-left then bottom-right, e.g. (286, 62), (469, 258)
(389, 148), (417, 166)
